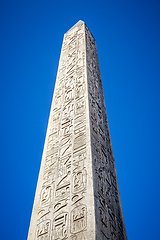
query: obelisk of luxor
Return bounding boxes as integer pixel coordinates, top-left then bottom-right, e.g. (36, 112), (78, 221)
(28, 20), (127, 240)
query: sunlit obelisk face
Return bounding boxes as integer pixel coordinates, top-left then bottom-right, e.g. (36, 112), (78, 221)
(27, 20), (127, 240)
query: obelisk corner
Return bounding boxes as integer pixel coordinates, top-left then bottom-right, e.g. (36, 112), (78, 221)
(65, 20), (85, 35)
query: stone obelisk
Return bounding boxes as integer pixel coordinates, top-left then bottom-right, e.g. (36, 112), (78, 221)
(28, 20), (127, 240)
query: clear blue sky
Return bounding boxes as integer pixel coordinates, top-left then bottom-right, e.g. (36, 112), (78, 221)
(0, 0), (160, 239)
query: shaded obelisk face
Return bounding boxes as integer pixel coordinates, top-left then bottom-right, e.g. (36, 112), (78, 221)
(27, 20), (127, 240)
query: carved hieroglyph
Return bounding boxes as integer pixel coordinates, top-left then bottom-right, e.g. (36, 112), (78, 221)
(27, 20), (127, 240)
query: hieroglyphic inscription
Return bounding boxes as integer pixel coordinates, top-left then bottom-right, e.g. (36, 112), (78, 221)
(29, 21), (89, 240)
(52, 21), (88, 240)
(28, 21), (127, 240)
(36, 219), (51, 240)
(53, 212), (68, 239)
(71, 205), (87, 234)
(85, 25), (127, 239)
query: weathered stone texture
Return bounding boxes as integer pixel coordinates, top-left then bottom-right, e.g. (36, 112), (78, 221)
(27, 20), (127, 240)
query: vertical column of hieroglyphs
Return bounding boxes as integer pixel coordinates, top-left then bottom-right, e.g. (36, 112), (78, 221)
(28, 21), (94, 240)
(85, 25), (127, 240)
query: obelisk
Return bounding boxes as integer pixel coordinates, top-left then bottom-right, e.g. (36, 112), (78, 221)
(28, 20), (127, 240)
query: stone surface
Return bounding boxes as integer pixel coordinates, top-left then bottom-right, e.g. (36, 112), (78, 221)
(27, 20), (127, 240)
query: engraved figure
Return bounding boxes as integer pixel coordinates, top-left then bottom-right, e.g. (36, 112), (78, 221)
(55, 183), (70, 201)
(60, 135), (72, 157)
(61, 118), (73, 136)
(73, 118), (86, 151)
(55, 172), (71, 200)
(40, 186), (51, 206)
(38, 206), (50, 220)
(36, 219), (51, 239)
(76, 85), (83, 99)
(71, 192), (84, 205)
(53, 212), (68, 240)
(44, 154), (57, 171)
(72, 168), (87, 193)
(57, 154), (71, 178)
(65, 89), (74, 102)
(54, 199), (68, 213)
(75, 100), (85, 115)
(63, 102), (74, 117)
(65, 75), (74, 90)
(71, 205), (87, 234)
(43, 170), (54, 186)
